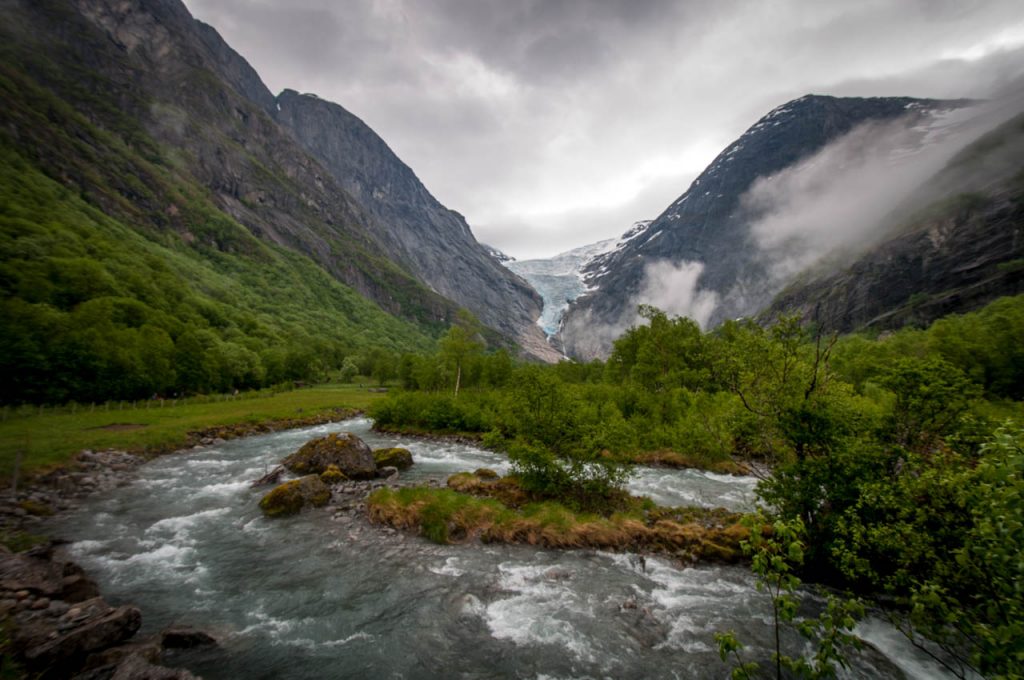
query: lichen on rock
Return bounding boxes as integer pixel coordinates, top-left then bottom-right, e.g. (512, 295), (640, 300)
(258, 475), (331, 517)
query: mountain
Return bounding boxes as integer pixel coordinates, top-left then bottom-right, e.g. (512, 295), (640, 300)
(0, 0), (554, 403)
(273, 89), (552, 358)
(558, 94), (974, 359)
(762, 110), (1024, 332)
(504, 221), (650, 341)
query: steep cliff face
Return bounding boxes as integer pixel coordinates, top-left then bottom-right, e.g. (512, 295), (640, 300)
(763, 113), (1024, 332)
(273, 90), (554, 359)
(559, 95), (967, 358)
(3, 0), (553, 356)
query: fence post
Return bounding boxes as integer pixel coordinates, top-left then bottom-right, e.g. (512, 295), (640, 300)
(11, 450), (24, 496)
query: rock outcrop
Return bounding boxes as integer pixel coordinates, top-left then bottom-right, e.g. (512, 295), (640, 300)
(282, 432), (377, 479)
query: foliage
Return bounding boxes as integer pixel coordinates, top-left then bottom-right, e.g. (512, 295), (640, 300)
(715, 512), (863, 680)
(832, 424), (1024, 679)
(832, 295), (1024, 400)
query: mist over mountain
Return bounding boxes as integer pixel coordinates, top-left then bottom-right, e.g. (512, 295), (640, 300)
(762, 106), (1024, 332)
(557, 93), (1023, 359)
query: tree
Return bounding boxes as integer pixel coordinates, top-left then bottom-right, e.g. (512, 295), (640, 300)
(716, 511), (863, 680)
(878, 357), (979, 452)
(339, 356), (360, 383)
(439, 311), (484, 396)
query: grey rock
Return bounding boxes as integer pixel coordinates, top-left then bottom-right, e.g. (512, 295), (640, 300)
(25, 604), (142, 676)
(283, 432), (376, 479)
(110, 653), (198, 680)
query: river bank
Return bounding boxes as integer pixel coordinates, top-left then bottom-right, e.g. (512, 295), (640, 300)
(0, 409), (372, 678)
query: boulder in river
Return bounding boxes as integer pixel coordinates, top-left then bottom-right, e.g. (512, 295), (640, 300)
(373, 447), (414, 471)
(282, 432), (377, 479)
(259, 476), (331, 518)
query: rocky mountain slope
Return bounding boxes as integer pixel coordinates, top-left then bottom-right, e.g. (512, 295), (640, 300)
(763, 111), (1024, 332)
(274, 89), (550, 357)
(1, 0), (552, 361)
(559, 95), (973, 358)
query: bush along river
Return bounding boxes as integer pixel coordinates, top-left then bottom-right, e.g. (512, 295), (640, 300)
(47, 417), (957, 679)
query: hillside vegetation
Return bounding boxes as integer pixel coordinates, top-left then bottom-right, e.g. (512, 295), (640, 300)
(0, 15), (457, 405)
(0, 140), (435, 404)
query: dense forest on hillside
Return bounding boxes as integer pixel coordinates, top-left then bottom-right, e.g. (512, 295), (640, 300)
(370, 296), (1024, 679)
(0, 142), (437, 405)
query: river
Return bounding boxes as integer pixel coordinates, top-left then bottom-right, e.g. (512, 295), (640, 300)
(49, 417), (954, 679)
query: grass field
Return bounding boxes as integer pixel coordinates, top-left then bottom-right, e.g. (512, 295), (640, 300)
(0, 384), (386, 479)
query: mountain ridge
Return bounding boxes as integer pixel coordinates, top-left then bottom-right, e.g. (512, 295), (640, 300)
(558, 93), (978, 358)
(3, 0), (555, 359)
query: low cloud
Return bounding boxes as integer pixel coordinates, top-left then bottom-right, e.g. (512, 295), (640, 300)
(734, 92), (1024, 307)
(634, 261), (719, 328)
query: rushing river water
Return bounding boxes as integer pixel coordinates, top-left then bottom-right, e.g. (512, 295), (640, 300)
(50, 418), (953, 679)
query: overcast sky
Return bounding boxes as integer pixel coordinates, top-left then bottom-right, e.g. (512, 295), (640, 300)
(182, 0), (1024, 259)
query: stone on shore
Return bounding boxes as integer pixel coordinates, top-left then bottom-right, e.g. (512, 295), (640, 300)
(23, 601), (142, 677)
(319, 465), (348, 485)
(109, 652), (199, 679)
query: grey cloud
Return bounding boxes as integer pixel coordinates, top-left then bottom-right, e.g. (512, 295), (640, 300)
(183, 0), (1024, 258)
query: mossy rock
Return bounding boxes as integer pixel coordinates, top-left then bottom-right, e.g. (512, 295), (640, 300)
(372, 447), (414, 471)
(283, 432), (376, 479)
(18, 499), (55, 516)
(473, 468), (498, 479)
(320, 465), (348, 485)
(259, 475), (331, 518)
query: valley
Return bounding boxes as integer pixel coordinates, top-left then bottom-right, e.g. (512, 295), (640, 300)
(1, 0), (1022, 678)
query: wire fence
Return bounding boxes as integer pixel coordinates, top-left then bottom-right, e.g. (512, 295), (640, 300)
(0, 385), (310, 422)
